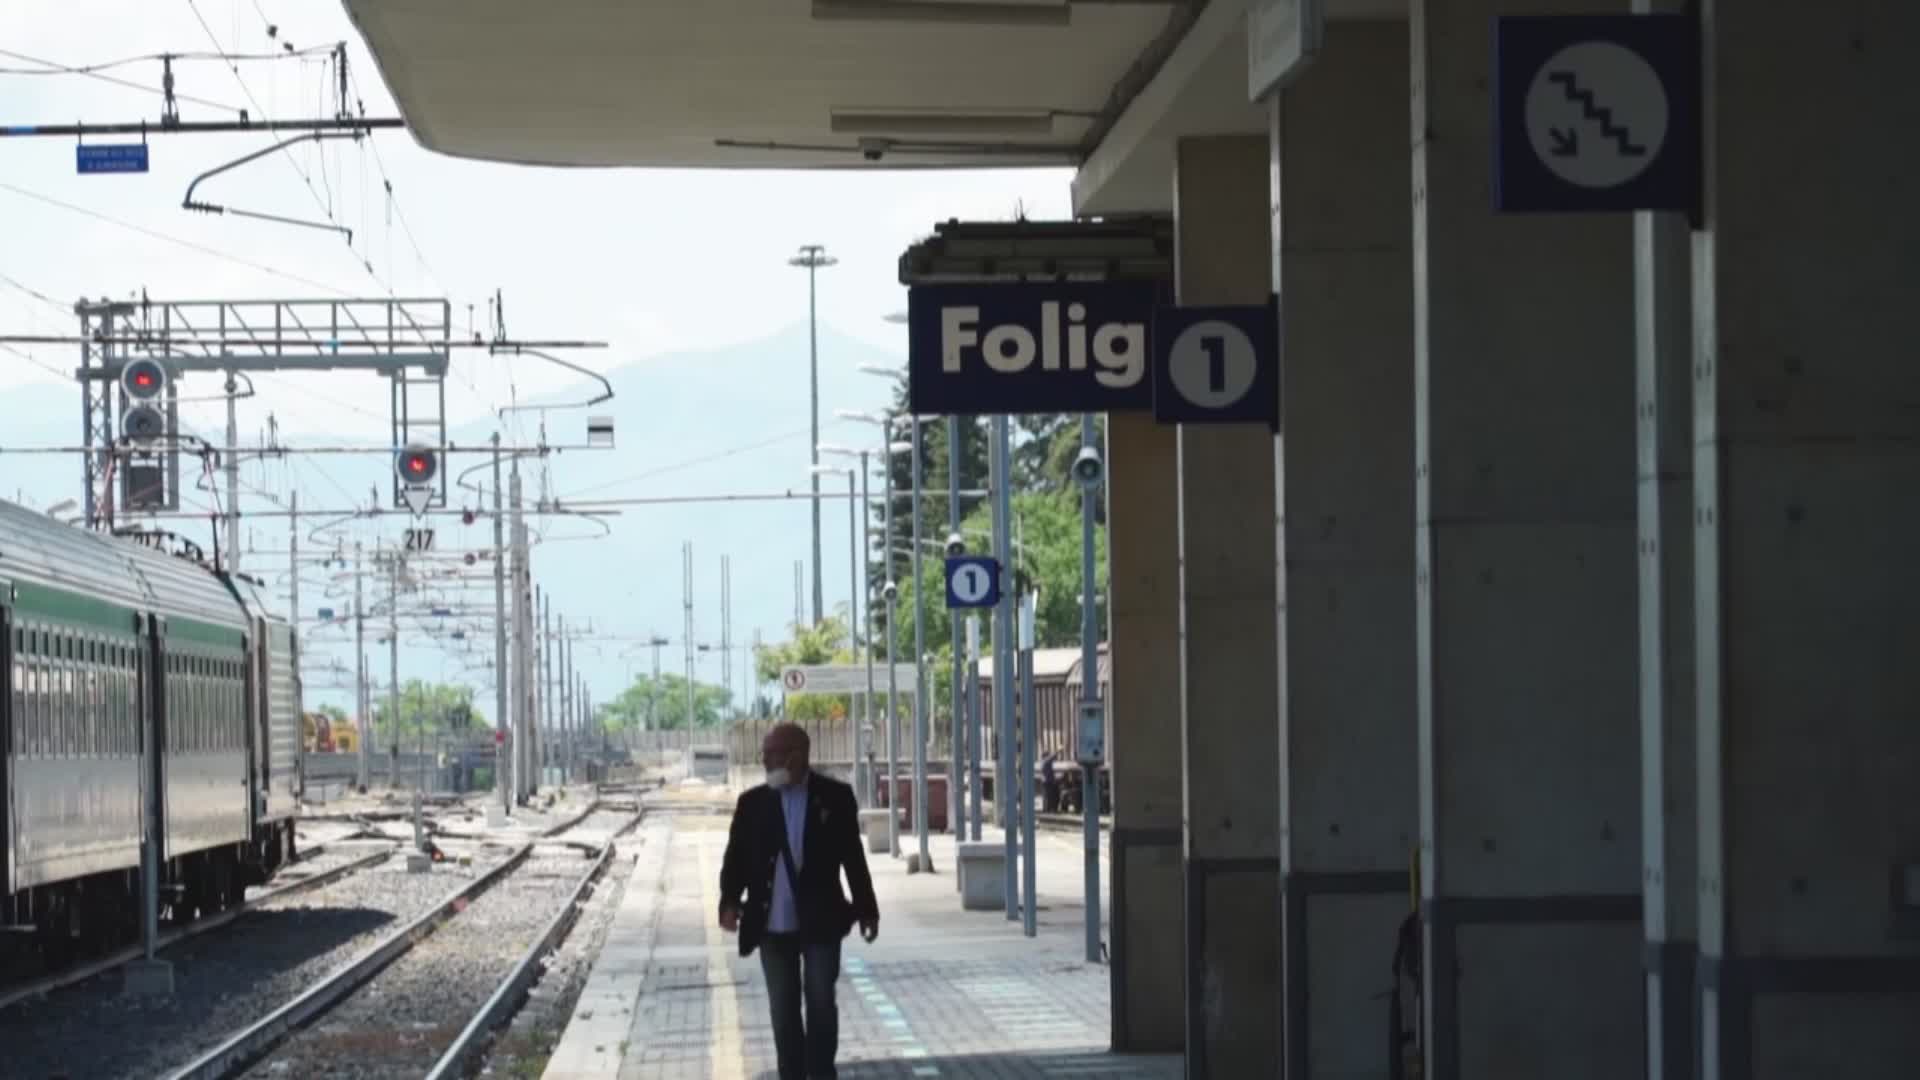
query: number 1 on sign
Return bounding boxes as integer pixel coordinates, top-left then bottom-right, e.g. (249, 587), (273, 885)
(1200, 335), (1229, 395)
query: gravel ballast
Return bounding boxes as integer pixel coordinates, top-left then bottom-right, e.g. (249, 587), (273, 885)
(478, 831), (648, 1078)
(0, 842), (516, 1080)
(239, 811), (635, 1079)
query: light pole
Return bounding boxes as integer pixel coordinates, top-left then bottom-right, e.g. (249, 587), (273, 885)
(812, 460), (862, 796)
(909, 415), (930, 867)
(880, 445), (907, 857)
(820, 443), (875, 804)
(1076, 413), (1103, 963)
(790, 244), (837, 626)
(839, 398), (925, 866)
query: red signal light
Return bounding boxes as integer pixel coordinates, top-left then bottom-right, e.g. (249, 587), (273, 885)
(395, 444), (439, 488)
(122, 360), (167, 401)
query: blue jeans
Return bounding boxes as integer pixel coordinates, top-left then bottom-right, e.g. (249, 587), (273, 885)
(759, 933), (842, 1080)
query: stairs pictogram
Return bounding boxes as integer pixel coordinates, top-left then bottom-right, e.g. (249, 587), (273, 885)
(1547, 70), (1647, 156)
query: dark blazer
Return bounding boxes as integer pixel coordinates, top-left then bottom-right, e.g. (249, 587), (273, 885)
(718, 771), (880, 957)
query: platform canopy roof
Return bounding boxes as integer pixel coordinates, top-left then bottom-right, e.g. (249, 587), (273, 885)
(343, 0), (1402, 215)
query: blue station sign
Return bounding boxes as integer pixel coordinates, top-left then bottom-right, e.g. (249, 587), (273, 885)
(76, 143), (150, 175)
(1152, 299), (1280, 427)
(945, 555), (1002, 610)
(907, 281), (1161, 416)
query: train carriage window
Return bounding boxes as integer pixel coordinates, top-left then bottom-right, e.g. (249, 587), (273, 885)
(34, 657), (47, 759)
(63, 650), (76, 758)
(21, 629), (32, 758)
(190, 657), (200, 752)
(119, 647), (129, 757)
(10, 629), (21, 757)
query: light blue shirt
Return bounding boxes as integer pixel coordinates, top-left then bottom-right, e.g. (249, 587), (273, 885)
(767, 782), (809, 934)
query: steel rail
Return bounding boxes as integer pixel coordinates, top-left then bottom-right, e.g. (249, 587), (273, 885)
(0, 843), (389, 1012)
(161, 841), (536, 1080)
(424, 810), (644, 1080)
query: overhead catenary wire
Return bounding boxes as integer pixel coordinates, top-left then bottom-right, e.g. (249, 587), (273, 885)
(182, 0), (391, 290)
(0, 49), (245, 113)
(0, 179), (358, 296)
(0, 46), (333, 76)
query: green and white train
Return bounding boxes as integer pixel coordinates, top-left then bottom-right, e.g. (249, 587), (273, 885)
(1, 498), (301, 966)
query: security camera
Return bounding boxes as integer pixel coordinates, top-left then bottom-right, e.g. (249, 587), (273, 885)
(858, 137), (887, 162)
(1072, 445), (1104, 489)
(944, 532), (966, 558)
(882, 580), (899, 602)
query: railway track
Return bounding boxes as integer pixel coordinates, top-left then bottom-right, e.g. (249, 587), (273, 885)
(163, 804), (642, 1080)
(0, 840), (391, 1015)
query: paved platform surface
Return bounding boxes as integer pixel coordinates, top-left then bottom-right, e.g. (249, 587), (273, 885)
(544, 783), (1169, 1080)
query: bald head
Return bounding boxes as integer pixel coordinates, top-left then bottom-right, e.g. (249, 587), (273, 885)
(761, 722), (811, 787)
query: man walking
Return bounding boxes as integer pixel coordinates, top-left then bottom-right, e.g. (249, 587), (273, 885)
(719, 722), (880, 1080)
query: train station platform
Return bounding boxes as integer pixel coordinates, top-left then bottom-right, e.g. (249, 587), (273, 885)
(544, 789), (1167, 1080)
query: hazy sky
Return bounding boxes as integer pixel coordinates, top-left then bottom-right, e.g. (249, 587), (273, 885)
(0, 0), (1074, 430)
(0, 1), (1079, 710)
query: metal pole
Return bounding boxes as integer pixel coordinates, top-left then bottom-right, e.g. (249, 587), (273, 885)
(387, 545), (400, 790)
(1079, 412), (1102, 963)
(790, 245), (836, 624)
(722, 555), (732, 721)
(224, 371), (240, 574)
(138, 612), (161, 965)
(810, 261), (823, 626)
(288, 490), (302, 795)
(1020, 594), (1038, 937)
(542, 594), (555, 784)
(560, 620), (573, 772)
(840, 469), (862, 797)
(491, 433), (510, 817)
(510, 464), (530, 800)
(288, 490), (299, 647)
(858, 453), (875, 805)
(354, 542), (368, 790)
(947, 416), (966, 839)
(991, 416), (1013, 856)
(910, 416), (930, 867)
(968, 617), (983, 843)
(648, 637), (660, 730)
(882, 443), (901, 857)
(685, 542), (696, 730)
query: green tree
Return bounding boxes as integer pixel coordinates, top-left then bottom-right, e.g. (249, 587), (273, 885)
(886, 489), (1106, 654)
(371, 680), (485, 741)
(599, 673), (731, 731)
(755, 611), (857, 724)
(865, 382), (1108, 651)
(315, 702), (349, 725)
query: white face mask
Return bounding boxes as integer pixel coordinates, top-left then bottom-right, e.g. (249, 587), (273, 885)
(765, 767), (791, 789)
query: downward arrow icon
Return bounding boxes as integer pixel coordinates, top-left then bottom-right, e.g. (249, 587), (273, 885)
(1548, 128), (1580, 157)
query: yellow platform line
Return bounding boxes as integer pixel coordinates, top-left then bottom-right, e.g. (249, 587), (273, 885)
(700, 833), (748, 1079)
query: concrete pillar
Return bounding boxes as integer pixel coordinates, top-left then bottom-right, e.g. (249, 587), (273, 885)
(1172, 134), (1282, 1076)
(1692, 6), (1920, 1077)
(1410, 2), (1642, 1078)
(1272, 22), (1419, 1079)
(1105, 407), (1185, 1053)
